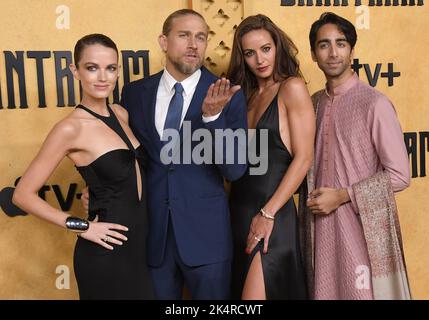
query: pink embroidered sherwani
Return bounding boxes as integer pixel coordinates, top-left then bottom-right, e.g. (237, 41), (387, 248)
(313, 73), (410, 299)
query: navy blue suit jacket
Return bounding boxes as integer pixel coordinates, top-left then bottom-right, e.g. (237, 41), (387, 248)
(121, 67), (247, 267)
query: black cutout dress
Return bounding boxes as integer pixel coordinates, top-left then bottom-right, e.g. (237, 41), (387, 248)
(73, 104), (154, 299)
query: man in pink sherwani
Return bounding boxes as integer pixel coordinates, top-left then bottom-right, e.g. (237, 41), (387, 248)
(305, 12), (411, 299)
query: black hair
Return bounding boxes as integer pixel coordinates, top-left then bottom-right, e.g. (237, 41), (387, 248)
(309, 12), (357, 51)
(74, 33), (118, 68)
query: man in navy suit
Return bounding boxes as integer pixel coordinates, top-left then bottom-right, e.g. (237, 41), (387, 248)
(120, 9), (247, 299)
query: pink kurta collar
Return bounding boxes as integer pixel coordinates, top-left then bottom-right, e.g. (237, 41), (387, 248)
(324, 72), (359, 97)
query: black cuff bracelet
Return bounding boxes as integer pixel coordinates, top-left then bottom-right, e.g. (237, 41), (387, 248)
(65, 216), (89, 233)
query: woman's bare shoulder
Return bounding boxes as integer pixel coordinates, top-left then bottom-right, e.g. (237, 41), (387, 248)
(50, 113), (83, 139)
(277, 77), (312, 114)
(278, 77), (309, 100)
(280, 77), (307, 93)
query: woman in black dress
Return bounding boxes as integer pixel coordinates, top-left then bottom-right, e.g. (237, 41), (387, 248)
(13, 34), (154, 299)
(227, 15), (315, 299)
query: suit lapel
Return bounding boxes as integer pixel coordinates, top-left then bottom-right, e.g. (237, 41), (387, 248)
(141, 70), (163, 152)
(184, 67), (212, 125)
(178, 68), (211, 146)
(183, 73), (207, 124)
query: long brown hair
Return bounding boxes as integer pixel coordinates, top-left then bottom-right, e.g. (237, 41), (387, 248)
(227, 14), (303, 101)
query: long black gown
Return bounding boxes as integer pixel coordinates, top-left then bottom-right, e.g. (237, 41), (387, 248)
(73, 104), (155, 299)
(229, 95), (307, 300)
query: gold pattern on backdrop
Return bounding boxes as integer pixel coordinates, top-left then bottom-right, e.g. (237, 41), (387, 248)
(193, 0), (243, 76)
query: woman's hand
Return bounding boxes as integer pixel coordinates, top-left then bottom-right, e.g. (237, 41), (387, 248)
(79, 220), (129, 250)
(245, 213), (274, 254)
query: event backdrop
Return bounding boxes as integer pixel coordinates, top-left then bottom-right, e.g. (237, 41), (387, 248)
(0, 0), (427, 299)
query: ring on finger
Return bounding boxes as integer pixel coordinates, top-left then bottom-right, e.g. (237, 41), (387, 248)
(254, 236), (261, 242)
(104, 236), (111, 243)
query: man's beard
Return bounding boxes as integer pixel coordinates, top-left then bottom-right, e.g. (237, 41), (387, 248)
(171, 58), (203, 75)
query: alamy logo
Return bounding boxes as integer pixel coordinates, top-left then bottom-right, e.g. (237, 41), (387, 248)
(160, 121), (269, 176)
(55, 265), (70, 290)
(355, 265), (371, 290)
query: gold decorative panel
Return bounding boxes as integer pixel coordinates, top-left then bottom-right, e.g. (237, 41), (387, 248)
(192, 0), (244, 77)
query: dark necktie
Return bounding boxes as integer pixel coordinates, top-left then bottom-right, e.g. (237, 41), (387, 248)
(163, 82), (184, 141)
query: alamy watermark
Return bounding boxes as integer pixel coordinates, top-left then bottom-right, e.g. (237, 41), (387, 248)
(355, 265), (371, 290)
(55, 265), (70, 290)
(160, 121), (269, 176)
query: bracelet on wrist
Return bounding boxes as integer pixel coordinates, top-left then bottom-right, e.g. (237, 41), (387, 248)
(65, 216), (89, 233)
(260, 208), (275, 221)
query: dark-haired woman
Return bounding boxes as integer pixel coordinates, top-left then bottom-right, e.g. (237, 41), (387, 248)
(227, 15), (315, 299)
(13, 34), (155, 299)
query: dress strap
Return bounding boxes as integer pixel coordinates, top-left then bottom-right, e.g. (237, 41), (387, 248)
(76, 104), (135, 151)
